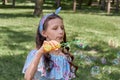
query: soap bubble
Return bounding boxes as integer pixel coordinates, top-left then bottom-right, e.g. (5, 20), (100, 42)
(90, 66), (100, 76)
(117, 51), (120, 59)
(101, 57), (107, 64)
(102, 66), (112, 74)
(73, 50), (80, 55)
(112, 58), (120, 65)
(85, 56), (92, 64)
(80, 54), (87, 59)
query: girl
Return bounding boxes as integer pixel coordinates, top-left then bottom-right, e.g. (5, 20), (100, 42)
(22, 7), (78, 80)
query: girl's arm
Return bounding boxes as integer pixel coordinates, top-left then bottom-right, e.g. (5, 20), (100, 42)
(24, 40), (60, 80)
(24, 47), (44, 80)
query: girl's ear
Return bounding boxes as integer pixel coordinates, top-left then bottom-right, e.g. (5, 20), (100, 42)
(41, 31), (47, 38)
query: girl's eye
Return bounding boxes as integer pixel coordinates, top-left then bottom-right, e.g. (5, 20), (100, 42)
(61, 26), (64, 30)
(52, 26), (58, 30)
(52, 25), (64, 30)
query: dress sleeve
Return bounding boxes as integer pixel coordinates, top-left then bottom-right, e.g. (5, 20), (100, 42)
(22, 49), (37, 73)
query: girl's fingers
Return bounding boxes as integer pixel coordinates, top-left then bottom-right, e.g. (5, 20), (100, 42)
(43, 40), (61, 52)
(49, 41), (56, 50)
(51, 40), (60, 49)
(43, 41), (52, 52)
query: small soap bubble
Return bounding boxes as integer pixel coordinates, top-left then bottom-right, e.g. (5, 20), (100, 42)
(90, 56), (97, 61)
(102, 66), (112, 74)
(77, 43), (83, 48)
(85, 56), (92, 64)
(117, 51), (120, 59)
(101, 57), (107, 64)
(90, 66), (100, 76)
(73, 51), (77, 55)
(73, 50), (80, 55)
(80, 54), (87, 59)
(112, 58), (120, 65)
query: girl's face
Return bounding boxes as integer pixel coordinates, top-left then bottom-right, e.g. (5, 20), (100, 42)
(42, 18), (64, 43)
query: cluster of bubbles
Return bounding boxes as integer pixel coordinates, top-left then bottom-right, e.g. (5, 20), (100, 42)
(62, 39), (120, 77)
(73, 50), (120, 76)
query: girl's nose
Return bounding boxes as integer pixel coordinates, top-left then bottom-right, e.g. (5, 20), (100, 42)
(58, 27), (64, 34)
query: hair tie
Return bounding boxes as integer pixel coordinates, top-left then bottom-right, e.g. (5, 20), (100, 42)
(39, 7), (61, 33)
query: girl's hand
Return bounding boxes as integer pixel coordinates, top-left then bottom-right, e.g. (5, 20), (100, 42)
(43, 40), (61, 52)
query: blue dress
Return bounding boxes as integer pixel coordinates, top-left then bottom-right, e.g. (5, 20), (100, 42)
(22, 50), (75, 80)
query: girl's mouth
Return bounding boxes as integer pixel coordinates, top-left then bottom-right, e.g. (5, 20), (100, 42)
(56, 37), (63, 42)
(57, 37), (63, 39)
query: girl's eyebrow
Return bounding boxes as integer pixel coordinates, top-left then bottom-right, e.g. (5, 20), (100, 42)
(52, 24), (63, 27)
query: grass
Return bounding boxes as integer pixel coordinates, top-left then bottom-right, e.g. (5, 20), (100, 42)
(0, 1), (120, 80)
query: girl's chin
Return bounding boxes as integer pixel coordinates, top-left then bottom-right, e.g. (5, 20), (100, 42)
(56, 39), (63, 43)
(47, 38), (63, 43)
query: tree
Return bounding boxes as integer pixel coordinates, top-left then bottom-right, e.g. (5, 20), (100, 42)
(78, 0), (83, 9)
(33, 0), (44, 17)
(111, 0), (115, 4)
(55, 0), (61, 7)
(12, 0), (15, 7)
(73, 0), (77, 12)
(87, 0), (93, 6)
(107, 0), (111, 14)
(100, 0), (106, 10)
(2, 0), (7, 5)
(115, 0), (119, 12)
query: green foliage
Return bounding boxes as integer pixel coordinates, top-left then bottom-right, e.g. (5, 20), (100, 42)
(0, 2), (120, 80)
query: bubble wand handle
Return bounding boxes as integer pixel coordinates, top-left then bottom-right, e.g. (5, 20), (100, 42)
(43, 40), (61, 52)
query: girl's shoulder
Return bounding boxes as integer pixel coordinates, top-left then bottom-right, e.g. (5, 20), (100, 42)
(22, 49), (38, 73)
(27, 49), (38, 58)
